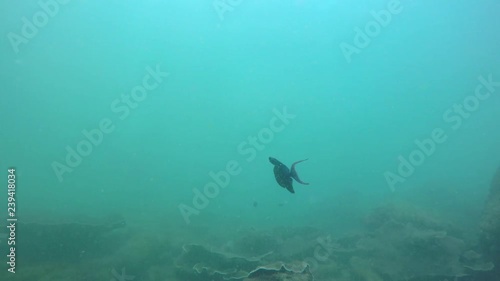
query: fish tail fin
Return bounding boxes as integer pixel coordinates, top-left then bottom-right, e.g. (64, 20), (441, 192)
(290, 159), (309, 185)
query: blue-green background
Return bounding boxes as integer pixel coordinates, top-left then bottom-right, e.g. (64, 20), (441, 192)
(0, 0), (499, 278)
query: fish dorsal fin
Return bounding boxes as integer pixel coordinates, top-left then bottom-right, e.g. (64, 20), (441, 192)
(290, 159), (309, 185)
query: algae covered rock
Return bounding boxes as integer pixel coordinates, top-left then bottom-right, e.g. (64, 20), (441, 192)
(175, 244), (314, 280)
(353, 202), (493, 280)
(480, 166), (500, 273)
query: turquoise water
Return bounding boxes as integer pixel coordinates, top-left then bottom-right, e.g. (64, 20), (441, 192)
(1, 0), (500, 280)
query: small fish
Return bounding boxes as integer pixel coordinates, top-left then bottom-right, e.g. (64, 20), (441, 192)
(269, 157), (309, 194)
(253, 201), (258, 207)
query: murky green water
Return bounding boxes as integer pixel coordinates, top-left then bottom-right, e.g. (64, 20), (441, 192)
(1, 0), (500, 280)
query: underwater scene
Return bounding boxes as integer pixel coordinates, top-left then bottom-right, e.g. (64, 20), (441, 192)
(1, 0), (500, 280)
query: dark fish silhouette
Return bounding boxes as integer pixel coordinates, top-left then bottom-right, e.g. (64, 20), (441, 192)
(269, 157), (309, 194)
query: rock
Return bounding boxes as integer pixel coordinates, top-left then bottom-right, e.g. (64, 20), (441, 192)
(175, 244), (314, 280)
(479, 166), (500, 274)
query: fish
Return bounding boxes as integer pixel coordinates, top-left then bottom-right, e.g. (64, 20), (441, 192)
(269, 157), (309, 194)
